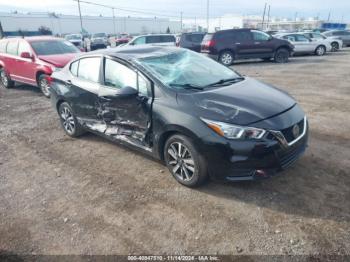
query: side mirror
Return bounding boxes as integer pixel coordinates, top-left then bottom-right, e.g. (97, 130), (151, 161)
(20, 52), (33, 59)
(116, 86), (138, 97)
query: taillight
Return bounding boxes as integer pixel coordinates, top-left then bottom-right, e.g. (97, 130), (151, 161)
(207, 39), (216, 47)
(201, 39), (215, 51)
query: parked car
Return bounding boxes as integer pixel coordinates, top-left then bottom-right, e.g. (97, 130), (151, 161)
(65, 34), (83, 48)
(323, 30), (350, 47)
(0, 36), (80, 97)
(303, 32), (343, 51)
(201, 29), (295, 66)
(49, 46), (308, 187)
(274, 33), (331, 56)
(178, 32), (206, 52)
(122, 34), (176, 47)
(90, 33), (108, 50)
(109, 33), (131, 47)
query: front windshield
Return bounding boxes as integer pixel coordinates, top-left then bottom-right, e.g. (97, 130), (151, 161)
(93, 33), (106, 38)
(65, 34), (81, 40)
(31, 40), (80, 55)
(137, 50), (241, 89)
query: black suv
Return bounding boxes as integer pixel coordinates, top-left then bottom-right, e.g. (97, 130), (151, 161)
(201, 29), (294, 66)
(178, 32), (206, 52)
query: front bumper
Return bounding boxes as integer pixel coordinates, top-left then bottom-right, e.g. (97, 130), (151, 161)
(198, 117), (309, 182)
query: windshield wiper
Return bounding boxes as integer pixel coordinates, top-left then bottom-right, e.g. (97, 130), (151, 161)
(169, 83), (204, 90)
(205, 77), (245, 87)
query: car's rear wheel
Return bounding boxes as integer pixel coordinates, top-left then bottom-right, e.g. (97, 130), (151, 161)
(164, 134), (208, 187)
(0, 68), (14, 88)
(58, 102), (85, 137)
(315, 45), (326, 56)
(38, 74), (51, 98)
(331, 42), (339, 52)
(219, 51), (234, 66)
(274, 48), (289, 63)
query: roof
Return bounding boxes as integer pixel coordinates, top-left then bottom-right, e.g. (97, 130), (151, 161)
(86, 45), (182, 60)
(0, 36), (60, 42)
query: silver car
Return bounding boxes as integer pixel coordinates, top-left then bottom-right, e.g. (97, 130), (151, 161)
(275, 33), (331, 56)
(303, 32), (343, 51)
(122, 34), (176, 47)
(323, 30), (350, 47)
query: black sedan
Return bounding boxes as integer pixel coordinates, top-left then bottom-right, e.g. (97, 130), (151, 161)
(49, 46), (308, 187)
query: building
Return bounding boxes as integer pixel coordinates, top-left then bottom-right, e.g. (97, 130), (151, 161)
(0, 12), (181, 36)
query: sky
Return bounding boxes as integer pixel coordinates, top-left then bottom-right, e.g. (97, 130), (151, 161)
(0, 0), (349, 22)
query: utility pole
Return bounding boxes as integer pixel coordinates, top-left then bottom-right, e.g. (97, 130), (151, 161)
(294, 12), (298, 22)
(77, 0), (84, 34)
(261, 3), (267, 30)
(266, 5), (270, 30)
(180, 11), (183, 32)
(194, 17), (197, 31)
(206, 0), (209, 32)
(327, 11), (331, 22)
(112, 8), (116, 35)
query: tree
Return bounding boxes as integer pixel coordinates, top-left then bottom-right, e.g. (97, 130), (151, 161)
(166, 26), (171, 33)
(38, 26), (52, 36)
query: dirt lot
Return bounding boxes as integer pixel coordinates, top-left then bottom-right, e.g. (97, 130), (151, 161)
(0, 49), (349, 257)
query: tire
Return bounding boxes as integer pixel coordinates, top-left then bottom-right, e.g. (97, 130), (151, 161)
(274, 48), (290, 63)
(164, 134), (208, 187)
(219, 51), (234, 66)
(331, 42), (339, 52)
(58, 102), (85, 137)
(38, 74), (51, 98)
(315, 45), (326, 56)
(0, 68), (14, 88)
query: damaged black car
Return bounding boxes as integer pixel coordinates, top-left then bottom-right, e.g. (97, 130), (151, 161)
(50, 46), (308, 187)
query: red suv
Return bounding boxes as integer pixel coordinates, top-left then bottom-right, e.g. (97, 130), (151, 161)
(0, 37), (80, 97)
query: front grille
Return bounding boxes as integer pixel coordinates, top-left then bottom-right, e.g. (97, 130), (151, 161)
(280, 119), (305, 143)
(278, 138), (306, 169)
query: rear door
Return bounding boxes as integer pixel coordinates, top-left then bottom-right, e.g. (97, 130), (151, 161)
(232, 30), (255, 57)
(97, 57), (152, 147)
(5, 40), (19, 80)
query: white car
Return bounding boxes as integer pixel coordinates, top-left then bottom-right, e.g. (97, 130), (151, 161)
(65, 34), (83, 49)
(275, 33), (332, 56)
(303, 32), (343, 51)
(121, 34), (176, 47)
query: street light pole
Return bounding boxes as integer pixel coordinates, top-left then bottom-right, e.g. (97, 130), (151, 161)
(77, 0), (84, 34)
(206, 0), (209, 32)
(180, 11), (183, 32)
(261, 3), (267, 30)
(112, 8), (116, 35)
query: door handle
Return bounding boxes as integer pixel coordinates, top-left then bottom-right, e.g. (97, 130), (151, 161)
(235, 42), (241, 45)
(66, 80), (72, 86)
(254, 42), (261, 44)
(100, 96), (112, 101)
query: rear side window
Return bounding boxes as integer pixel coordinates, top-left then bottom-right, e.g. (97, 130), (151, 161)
(77, 57), (101, 82)
(185, 34), (204, 43)
(235, 31), (252, 42)
(6, 41), (19, 56)
(70, 60), (79, 76)
(0, 41), (8, 53)
(160, 35), (175, 42)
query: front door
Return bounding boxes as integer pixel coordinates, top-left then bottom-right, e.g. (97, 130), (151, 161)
(98, 57), (152, 148)
(250, 30), (274, 57)
(16, 40), (37, 85)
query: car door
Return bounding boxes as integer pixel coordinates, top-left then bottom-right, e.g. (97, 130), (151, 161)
(68, 56), (103, 130)
(250, 30), (274, 56)
(5, 40), (20, 80)
(233, 30), (254, 57)
(15, 40), (37, 84)
(97, 57), (152, 147)
(295, 34), (316, 52)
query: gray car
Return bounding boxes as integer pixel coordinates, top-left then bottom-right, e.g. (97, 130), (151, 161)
(323, 30), (350, 47)
(303, 32), (343, 52)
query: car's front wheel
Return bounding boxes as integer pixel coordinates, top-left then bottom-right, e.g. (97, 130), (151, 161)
(164, 134), (208, 187)
(58, 102), (85, 137)
(219, 51), (234, 66)
(38, 74), (51, 98)
(331, 42), (339, 52)
(315, 45), (326, 56)
(0, 68), (14, 88)
(274, 48), (290, 63)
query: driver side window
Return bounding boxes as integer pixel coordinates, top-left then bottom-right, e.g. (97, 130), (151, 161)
(252, 30), (270, 41)
(104, 58), (150, 96)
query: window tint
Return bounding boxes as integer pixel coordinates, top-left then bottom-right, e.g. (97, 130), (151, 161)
(235, 31), (251, 42)
(31, 40), (79, 55)
(146, 35), (161, 44)
(160, 35), (175, 42)
(0, 41), (7, 53)
(104, 59), (149, 96)
(185, 34), (204, 43)
(18, 41), (31, 55)
(295, 35), (309, 42)
(70, 60), (79, 76)
(78, 57), (101, 82)
(6, 41), (19, 56)
(133, 36), (146, 45)
(252, 30), (270, 41)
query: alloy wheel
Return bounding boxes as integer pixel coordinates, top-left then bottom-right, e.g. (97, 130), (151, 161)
(316, 46), (325, 56)
(331, 42), (339, 52)
(220, 53), (233, 65)
(39, 77), (50, 97)
(167, 142), (196, 182)
(1, 70), (9, 87)
(60, 106), (76, 135)
(275, 50), (288, 63)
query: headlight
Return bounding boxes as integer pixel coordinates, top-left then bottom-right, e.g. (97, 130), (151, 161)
(201, 118), (266, 140)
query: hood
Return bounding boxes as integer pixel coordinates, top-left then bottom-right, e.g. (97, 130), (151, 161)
(177, 77), (296, 126)
(38, 53), (78, 68)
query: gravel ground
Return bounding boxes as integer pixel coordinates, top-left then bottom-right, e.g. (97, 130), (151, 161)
(0, 49), (349, 257)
